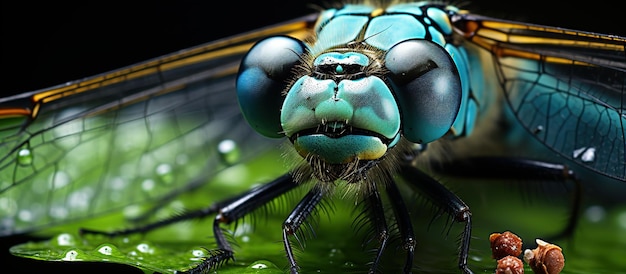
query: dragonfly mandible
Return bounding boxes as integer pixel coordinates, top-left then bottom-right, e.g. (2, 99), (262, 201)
(1, 1), (625, 273)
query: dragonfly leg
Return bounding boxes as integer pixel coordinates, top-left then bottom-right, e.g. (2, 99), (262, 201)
(385, 181), (416, 273)
(432, 156), (582, 241)
(79, 198), (233, 237)
(359, 184), (390, 274)
(399, 163), (474, 274)
(282, 187), (324, 274)
(79, 174), (296, 236)
(184, 173), (298, 273)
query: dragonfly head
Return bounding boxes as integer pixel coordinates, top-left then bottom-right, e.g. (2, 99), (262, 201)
(237, 36), (462, 183)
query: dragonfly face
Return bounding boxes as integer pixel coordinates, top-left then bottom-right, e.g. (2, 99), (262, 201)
(2, 1), (625, 274)
(237, 4), (466, 184)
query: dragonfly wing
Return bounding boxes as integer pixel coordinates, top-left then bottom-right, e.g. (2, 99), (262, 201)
(0, 14), (317, 236)
(453, 13), (626, 182)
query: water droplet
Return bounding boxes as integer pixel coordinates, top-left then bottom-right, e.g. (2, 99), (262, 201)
(192, 249), (206, 257)
(248, 260), (277, 270)
(250, 262), (268, 269)
(470, 255), (483, 262)
(218, 139), (240, 165)
(97, 244), (115, 255)
(572, 147), (595, 162)
(155, 163), (174, 184)
(142, 179), (155, 191)
(532, 125), (544, 134)
(18, 209), (33, 222)
(17, 148), (33, 166)
(62, 250), (81, 261)
(56, 233), (76, 246)
(123, 204), (142, 219)
(136, 243), (154, 254)
(584, 205), (606, 223)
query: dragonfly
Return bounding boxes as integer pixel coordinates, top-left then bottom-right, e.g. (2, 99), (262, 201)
(2, 1), (625, 273)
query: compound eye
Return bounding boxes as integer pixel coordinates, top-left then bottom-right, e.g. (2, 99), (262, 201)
(385, 39), (462, 144)
(236, 36), (306, 138)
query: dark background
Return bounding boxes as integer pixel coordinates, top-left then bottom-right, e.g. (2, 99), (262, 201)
(2, 1), (624, 96)
(1, 1), (623, 273)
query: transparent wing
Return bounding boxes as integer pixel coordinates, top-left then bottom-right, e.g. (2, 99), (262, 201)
(0, 14), (317, 236)
(452, 13), (626, 182)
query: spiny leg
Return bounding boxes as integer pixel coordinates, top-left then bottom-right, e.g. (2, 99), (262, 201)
(385, 181), (416, 273)
(282, 187), (324, 274)
(188, 173), (298, 273)
(361, 184), (390, 274)
(432, 156), (582, 241)
(399, 163), (473, 274)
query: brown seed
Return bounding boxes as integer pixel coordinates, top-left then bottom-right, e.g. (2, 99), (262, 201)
(490, 231), (523, 259)
(495, 255), (525, 274)
(523, 239), (565, 274)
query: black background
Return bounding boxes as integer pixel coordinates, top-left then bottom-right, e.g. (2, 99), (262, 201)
(2, 1), (624, 96)
(1, 1), (624, 273)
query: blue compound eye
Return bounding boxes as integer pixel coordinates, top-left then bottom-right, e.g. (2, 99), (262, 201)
(385, 39), (462, 144)
(236, 36), (306, 138)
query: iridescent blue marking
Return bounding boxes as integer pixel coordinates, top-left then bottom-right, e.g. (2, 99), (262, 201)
(364, 15), (427, 50)
(313, 52), (369, 67)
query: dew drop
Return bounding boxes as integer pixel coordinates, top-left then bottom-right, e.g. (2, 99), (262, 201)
(250, 262), (268, 269)
(248, 260), (277, 270)
(190, 249), (206, 260)
(17, 148), (33, 166)
(573, 147), (596, 163)
(17, 209), (33, 222)
(136, 243), (154, 254)
(97, 244), (115, 255)
(218, 139), (240, 165)
(142, 179), (155, 191)
(155, 163), (174, 184)
(123, 204), (142, 219)
(56, 233), (76, 246)
(470, 255), (483, 262)
(584, 205), (606, 223)
(240, 235), (250, 243)
(62, 250), (81, 261)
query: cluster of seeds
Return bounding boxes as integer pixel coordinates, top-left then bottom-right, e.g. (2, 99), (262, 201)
(489, 231), (564, 274)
